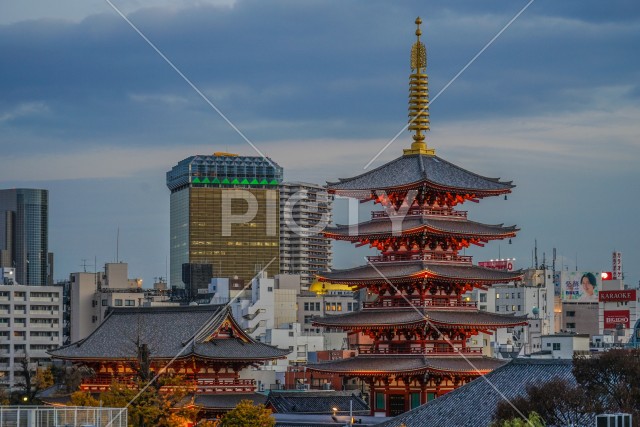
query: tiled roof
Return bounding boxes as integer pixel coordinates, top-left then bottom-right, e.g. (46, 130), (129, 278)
(49, 305), (288, 361)
(267, 391), (369, 414)
(378, 359), (577, 427)
(313, 308), (527, 328)
(184, 393), (267, 410)
(325, 217), (517, 239)
(306, 355), (506, 375)
(318, 261), (523, 283)
(327, 154), (513, 193)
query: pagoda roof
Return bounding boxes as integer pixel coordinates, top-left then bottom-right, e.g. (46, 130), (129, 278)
(312, 308), (527, 329)
(317, 261), (523, 284)
(49, 305), (289, 362)
(306, 355), (506, 376)
(179, 393), (267, 411)
(325, 216), (517, 239)
(327, 154), (513, 195)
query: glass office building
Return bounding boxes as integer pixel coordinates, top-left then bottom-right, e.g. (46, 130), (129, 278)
(167, 153), (283, 289)
(0, 188), (50, 286)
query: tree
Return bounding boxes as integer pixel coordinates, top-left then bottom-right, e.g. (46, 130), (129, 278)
(220, 399), (275, 427)
(70, 390), (100, 407)
(573, 349), (640, 424)
(492, 377), (595, 426)
(491, 412), (545, 427)
(18, 356), (55, 402)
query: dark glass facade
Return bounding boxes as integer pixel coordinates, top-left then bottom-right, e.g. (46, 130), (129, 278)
(0, 189), (49, 286)
(168, 154), (282, 288)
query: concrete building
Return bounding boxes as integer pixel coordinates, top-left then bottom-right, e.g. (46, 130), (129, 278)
(597, 279), (639, 345)
(0, 188), (52, 286)
(279, 182), (333, 288)
(467, 268), (554, 356)
(536, 334), (590, 359)
(166, 153), (283, 291)
(561, 302), (599, 336)
(68, 262), (151, 342)
(0, 268), (64, 390)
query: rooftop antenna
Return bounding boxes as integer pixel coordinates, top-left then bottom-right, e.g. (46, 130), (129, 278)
(575, 253), (578, 272)
(552, 248), (556, 273)
(116, 227), (120, 263)
(534, 239), (538, 269)
(80, 259), (90, 273)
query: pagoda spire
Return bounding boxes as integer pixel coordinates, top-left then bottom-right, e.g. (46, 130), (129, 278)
(404, 17), (435, 156)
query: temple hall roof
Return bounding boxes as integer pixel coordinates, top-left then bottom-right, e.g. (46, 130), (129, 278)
(305, 355), (506, 376)
(49, 305), (288, 361)
(317, 261), (523, 284)
(266, 391), (369, 415)
(181, 393), (268, 411)
(378, 359), (579, 427)
(313, 308), (528, 329)
(327, 154), (513, 194)
(325, 216), (517, 239)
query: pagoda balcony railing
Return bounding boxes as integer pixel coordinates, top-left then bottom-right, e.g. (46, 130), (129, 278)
(362, 299), (477, 309)
(196, 378), (256, 393)
(353, 345), (483, 356)
(371, 207), (467, 219)
(367, 253), (473, 264)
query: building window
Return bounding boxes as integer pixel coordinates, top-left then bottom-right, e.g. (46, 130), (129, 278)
(496, 293), (500, 299)
(505, 294), (510, 299)
(496, 306), (500, 312)
(566, 323), (576, 329)
(511, 305), (516, 311)
(267, 287), (273, 292)
(304, 302), (309, 311)
(315, 302), (320, 311)
(480, 293), (487, 303)
(125, 300), (135, 306)
(517, 305), (521, 311)
(553, 343), (561, 351)
(566, 311), (575, 317)
(479, 305), (487, 311)
(411, 393), (421, 409)
(336, 303), (342, 312)
(114, 299), (123, 306)
(102, 299), (108, 307)
(304, 315), (313, 324)
(288, 331), (294, 337)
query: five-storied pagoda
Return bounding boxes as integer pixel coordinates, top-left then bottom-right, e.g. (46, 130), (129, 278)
(306, 18), (527, 417)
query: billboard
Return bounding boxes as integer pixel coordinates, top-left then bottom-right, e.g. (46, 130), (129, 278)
(613, 252), (623, 280)
(604, 310), (630, 329)
(600, 290), (636, 302)
(478, 259), (515, 271)
(561, 271), (601, 302)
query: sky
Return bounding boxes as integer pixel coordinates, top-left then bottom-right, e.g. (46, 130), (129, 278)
(1, 0), (639, 288)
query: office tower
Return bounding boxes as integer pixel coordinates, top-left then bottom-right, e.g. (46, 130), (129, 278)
(167, 152), (283, 289)
(0, 189), (50, 286)
(279, 182), (333, 288)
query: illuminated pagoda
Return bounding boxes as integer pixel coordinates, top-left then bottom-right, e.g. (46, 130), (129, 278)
(306, 18), (526, 417)
(50, 305), (288, 418)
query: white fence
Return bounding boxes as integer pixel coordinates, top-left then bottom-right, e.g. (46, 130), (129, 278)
(0, 406), (127, 427)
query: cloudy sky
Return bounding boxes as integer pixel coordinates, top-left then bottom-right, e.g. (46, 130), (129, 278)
(2, 0), (639, 287)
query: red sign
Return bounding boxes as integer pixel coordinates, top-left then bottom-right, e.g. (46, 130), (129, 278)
(604, 310), (630, 328)
(601, 271), (613, 281)
(478, 260), (514, 271)
(600, 290), (636, 302)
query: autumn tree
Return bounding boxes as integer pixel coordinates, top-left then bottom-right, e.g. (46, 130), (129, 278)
(220, 399), (275, 427)
(70, 390), (100, 407)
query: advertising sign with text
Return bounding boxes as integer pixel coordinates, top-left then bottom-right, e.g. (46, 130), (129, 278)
(604, 310), (630, 328)
(600, 290), (636, 302)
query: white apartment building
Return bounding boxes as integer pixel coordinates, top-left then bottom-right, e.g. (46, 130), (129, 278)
(536, 334), (590, 359)
(467, 268), (554, 356)
(280, 182), (333, 288)
(0, 268), (63, 390)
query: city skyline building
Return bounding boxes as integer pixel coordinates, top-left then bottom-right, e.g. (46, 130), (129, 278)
(0, 188), (52, 286)
(279, 181), (333, 288)
(166, 152), (283, 290)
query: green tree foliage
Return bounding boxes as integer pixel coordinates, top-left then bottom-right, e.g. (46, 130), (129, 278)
(70, 390), (100, 407)
(220, 399), (275, 427)
(491, 411), (545, 427)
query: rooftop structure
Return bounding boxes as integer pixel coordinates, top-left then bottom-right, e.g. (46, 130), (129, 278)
(306, 18), (525, 417)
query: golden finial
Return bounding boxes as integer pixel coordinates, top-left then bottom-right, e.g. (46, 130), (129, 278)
(404, 16), (434, 156)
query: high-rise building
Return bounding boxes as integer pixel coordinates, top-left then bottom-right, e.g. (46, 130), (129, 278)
(279, 182), (333, 288)
(167, 153), (283, 289)
(0, 189), (51, 286)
